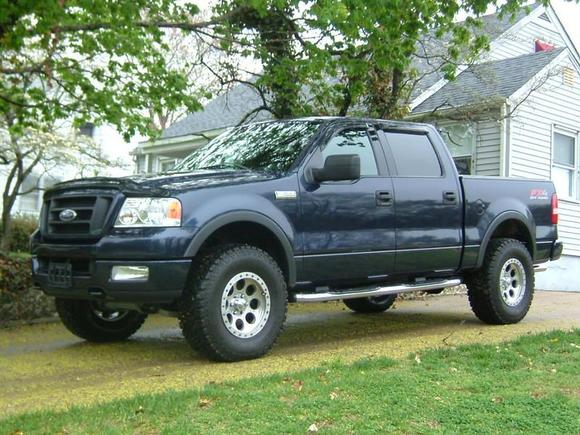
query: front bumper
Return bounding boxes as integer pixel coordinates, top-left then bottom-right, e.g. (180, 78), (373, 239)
(30, 226), (195, 303)
(32, 255), (191, 304)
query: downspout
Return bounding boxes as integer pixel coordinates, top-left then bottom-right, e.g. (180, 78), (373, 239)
(500, 102), (511, 177)
(506, 103), (512, 177)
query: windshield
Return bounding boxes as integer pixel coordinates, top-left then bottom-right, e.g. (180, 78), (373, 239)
(174, 120), (322, 173)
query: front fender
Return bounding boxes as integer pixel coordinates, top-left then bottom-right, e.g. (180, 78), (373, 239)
(182, 192), (298, 285)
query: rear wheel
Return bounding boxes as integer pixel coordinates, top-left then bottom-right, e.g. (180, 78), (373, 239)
(55, 299), (147, 342)
(465, 238), (534, 324)
(343, 294), (397, 313)
(179, 244), (287, 362)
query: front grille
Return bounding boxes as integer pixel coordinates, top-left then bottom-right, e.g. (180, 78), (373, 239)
(45, 194), (115, 238)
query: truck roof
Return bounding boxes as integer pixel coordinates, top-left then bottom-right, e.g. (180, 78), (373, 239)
(246, 116), (432, 130)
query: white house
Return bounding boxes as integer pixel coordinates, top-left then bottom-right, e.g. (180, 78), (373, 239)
(408, 3), (580, 291)
(0, 123), (132, 217)
(134, 3), (580, 291)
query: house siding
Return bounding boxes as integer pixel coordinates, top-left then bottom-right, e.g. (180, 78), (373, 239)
(475, 119), (501, 176)
(489, 16), (565, 61)
(430, 117), (501, 177)
(510, 53), (580, 256)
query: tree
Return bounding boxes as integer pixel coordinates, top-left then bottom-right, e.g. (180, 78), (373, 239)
(146, 21), (226, 131)
(0, 0), (236, 251)
(213, 0), (555, 120)
(0, 0), (245, 138)
(0, 110), (119, 251)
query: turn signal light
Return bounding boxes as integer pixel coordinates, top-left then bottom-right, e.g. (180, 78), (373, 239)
(167, 199), (182, 221)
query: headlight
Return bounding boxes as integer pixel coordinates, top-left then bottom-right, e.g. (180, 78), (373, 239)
(115, 197), (182, 227)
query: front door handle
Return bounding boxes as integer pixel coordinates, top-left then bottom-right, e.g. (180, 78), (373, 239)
(376, 191), (393, 206)
(443, 191), (457, 204)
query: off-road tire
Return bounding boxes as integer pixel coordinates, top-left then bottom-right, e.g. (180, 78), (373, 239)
(465, 238), (534, 324)
(179, 244), (288, 362)
(343, 295), (397, 313)
(55, 298), (147, 342)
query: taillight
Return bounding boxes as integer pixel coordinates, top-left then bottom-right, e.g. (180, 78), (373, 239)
(551, 193), (559, 225)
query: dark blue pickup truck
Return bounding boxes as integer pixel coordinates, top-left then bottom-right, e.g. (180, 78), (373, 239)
(31, 117), (563, 361)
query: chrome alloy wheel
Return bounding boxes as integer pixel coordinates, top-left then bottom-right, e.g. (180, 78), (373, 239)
(499, 258), (527, 307)
(220, 272), (271, 338)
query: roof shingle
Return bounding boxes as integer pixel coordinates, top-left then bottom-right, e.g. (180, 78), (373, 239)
(412, 47), (564, 114)
(161, 84), (272, 139)
(160, 3), (543, 138)
(410, 2), (541, 98)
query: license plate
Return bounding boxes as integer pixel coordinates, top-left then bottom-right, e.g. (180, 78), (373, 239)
(48, 262), (72, 288)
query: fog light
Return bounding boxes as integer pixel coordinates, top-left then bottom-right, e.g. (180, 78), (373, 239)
(111, 265), (149, 281)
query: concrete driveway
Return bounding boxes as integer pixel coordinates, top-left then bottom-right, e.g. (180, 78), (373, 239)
(1, 291), (578, 418)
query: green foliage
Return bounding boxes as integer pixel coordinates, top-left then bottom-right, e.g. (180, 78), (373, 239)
(1, 214), (38, 253)
(0, 253), (54, 325)
(0, 0), (206, 139)
(1, 0), (560, 131)
(1, 329), (578, 432)
(215, 0), (553, 119)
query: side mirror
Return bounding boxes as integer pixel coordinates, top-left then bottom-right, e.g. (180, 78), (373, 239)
(311, 154), (361, 182)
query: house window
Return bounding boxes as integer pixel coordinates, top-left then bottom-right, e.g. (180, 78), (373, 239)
(552, 131), (579, 200)
(79, 122), (95, 138)
(438, 123), (475, 175)
(159, 159), (178, 173)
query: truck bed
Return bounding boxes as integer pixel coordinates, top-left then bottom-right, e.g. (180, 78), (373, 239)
(460, 175), (557, 266)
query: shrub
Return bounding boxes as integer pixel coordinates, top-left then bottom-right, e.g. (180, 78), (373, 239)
(0, 253), (55, 326)
(0, 214), (39, 253)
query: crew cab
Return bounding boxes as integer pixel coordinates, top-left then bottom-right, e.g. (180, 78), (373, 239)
(31, 117), (563, 361)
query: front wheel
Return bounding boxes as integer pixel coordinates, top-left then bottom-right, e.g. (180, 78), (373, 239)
(465, 238), (534, 324)
(55, 299), (147, 342)
(179, 244), (287, 362)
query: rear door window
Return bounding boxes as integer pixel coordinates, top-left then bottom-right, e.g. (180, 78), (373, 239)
(383, 132), (442, 177)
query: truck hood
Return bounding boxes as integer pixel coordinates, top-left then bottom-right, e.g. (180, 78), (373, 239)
(49, 169), (278, 195)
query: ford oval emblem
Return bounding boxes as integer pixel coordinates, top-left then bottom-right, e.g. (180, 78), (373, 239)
(59, 209), (77, 222)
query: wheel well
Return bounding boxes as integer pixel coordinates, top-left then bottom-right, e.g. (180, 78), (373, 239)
(488, 219), (533, 257)
(198, 221), (290, 282)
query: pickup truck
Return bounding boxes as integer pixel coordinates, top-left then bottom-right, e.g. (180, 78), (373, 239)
(31, 117), (563, 361)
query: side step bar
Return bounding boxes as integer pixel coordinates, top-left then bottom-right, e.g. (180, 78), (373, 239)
(294, 278), (462, 303)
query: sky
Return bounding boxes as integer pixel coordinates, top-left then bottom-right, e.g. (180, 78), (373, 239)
(103, 0), (580, 172)
(551, 0), (580, 53)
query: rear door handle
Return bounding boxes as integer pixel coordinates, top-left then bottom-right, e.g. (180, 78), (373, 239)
(443, 191), (457, 204)
(376, 191), (393, 206)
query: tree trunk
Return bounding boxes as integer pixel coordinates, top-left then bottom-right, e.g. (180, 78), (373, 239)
(0, 139), (41, 252)
(0, 195), (17, 252)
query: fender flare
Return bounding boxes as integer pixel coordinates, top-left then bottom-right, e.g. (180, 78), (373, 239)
(184, 211), (296, 286)
(475, 211), (535, 269)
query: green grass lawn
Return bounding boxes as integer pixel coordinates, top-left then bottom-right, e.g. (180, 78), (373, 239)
(2, 329), (579, 434)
